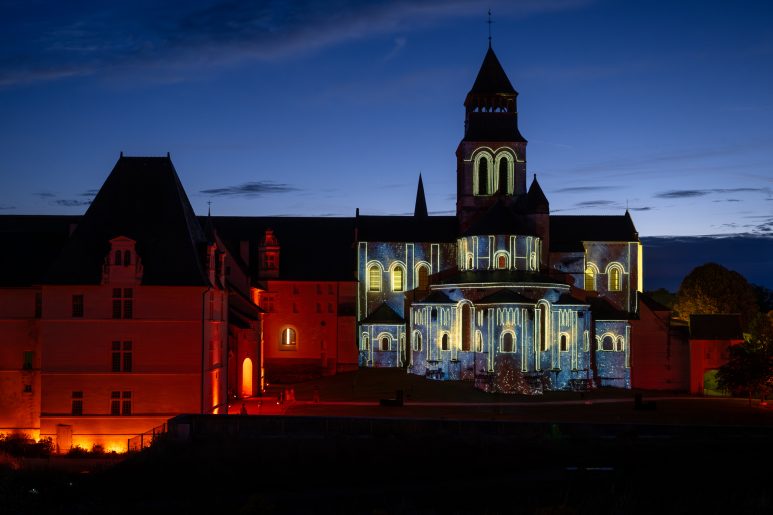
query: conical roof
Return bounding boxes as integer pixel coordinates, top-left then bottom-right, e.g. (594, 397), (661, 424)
(469, 47), (516, 95)
(414, 174), (428, 218)
(527, 175), (549, 214)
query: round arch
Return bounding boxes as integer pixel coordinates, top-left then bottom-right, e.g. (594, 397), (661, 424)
(241, 357), (253, 397)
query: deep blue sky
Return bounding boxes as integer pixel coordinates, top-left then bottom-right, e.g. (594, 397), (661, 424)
(1, 0), (772, 238)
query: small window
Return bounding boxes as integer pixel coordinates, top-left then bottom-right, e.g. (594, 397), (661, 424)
(584, 266), (596, 291)
(560, 334), (568, 352)
(609, 267), (621, 291)
(602, 335), (615, 351)
(392, 266), (404, 292)
(72, 294), (84, 318)
(362, 334), (369, 350)
(414, 332), (422, 351)
(501, 332), (514, 352)
(111, 391), (131, 415)
(281, 328), (297, 347)
(123, 250), (131, 266)
(416, 264), (430, 291)
(114, 251), (121, 265)
(467, 256), (473, 269)
(112, 341), (132, 372)
(380, 336), (389, 351)
(475, 331), (483, 352)
(497, 254), (507, 269)
(71, 391), (83, 416)
(112, 288), (133, 319)
(368, 265), (382, 292)
(441, 333), (450, 351)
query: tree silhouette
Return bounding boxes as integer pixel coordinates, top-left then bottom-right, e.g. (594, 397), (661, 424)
(716, 314), (773, 405)
(673, 263), (758, 330)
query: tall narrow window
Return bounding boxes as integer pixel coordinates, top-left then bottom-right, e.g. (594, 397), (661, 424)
(123, 250), (131, 266)
(111, 341), (132, 372)
(111, 391), (131, 415)
(414, 332), (422, 351)
(72, 294), (84, 318)
(441, 333), (450, 351)
(502, 332), (514, 352)
(476, 158), (489, 195)
(498, 158), (508, 194)
(538, 304), (549, 352)
(461, 305), (472, 351)
(362, 334), (369, 350)
(609, 267), (621, 291)
(560, 334), (568, 352)
(71, 391), (83, 416)
(497, 254), (507, 269)
(584, 266), (596, 291)
(380, 336), (389, 351)
(416, 264), (430, 291)
(368, 265), (381, 292)
(280, 328), (297, 348)
(392, 266), (404, 292)
(112, 288), (133, 319)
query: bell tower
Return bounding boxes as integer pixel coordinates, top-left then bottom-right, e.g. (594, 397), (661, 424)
(456, 46), (527, 231)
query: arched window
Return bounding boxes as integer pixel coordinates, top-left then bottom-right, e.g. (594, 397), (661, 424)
(362, 334), (369, 350)
(368, 265), (381, 292)
(461, 304), (472, 351)
(380, 335), (389, 351)
(498, 158), (508, 194)
(123, 250), (131, 266)
(280, 328), (297, 347)
(114, 251), (121, 265)
(416, 264), (430, 291)
(609, 267), (621, 291)
(538, 303), (549, 352)
(475, 157), (489, 195)
(475, 331), (483, 352)
(467, 255), (474, 269)
(413, 331), (422, 351)
(602, 335), (615, 351)
(441, 333), (450, 351)
(560, 334), (568, 352)
(584, 266), (596, 291)
(501, 332), (514, 352)
(497, 254), (507, 270)
(391, 265), (404, 292)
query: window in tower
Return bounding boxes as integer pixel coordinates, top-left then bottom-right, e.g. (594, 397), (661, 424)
(560, 334), (569, 352)
(415, 263), (430, 291)
(441, 333), (450, 351)
(608, 265), (622, 291)
(498, 158), (509, 194)
(475, 156), (490, 195)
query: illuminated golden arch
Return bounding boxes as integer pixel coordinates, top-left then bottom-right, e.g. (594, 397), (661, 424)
(500, 330), (516, 353)
(376, 332), (392, 351)
(536, 300), (551, 352)
(559, 332), (570, 352)
(595, 332), (619, 351)
(493, 250), (510, 270)
(457, 300), (474, 351)
(473, 150), (494, 195)
(412, 330), (423, 351)
(241, 358), (253, 397)
(366, 261), (384, 292)
(584, 262), (599, 291)
(438, 331), (451, 351)
(389, 261), (406, 292)
(361, 332), (370, 350)
(605, 262), (624, 291)
(494, 151), (514, 194)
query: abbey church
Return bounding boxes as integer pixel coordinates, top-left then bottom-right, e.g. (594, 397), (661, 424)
(0, 46), (690, 451)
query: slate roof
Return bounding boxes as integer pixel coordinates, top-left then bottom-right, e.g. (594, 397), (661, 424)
(45, 156), (211, 286)
(210, 216), (357, 281)
(356, 215), (457, 243)
(461, 199), (532, 237)
(527, 175), (549, 214)
(550, 212), (640, 252)
(469, 46), (516, 96)
(588, 297), (631, 321)
(689, 314), (743, 340)
(414, 175), (428, 218)
(478, 289), (533, 304)
(360, 303), (404, 324)
(556, 292), (589, 306)
(0, 215), (79, 286)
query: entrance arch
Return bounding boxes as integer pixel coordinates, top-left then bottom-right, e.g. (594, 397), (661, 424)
(241, 357), (253, 397)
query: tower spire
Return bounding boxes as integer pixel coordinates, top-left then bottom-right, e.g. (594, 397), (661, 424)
(414, 173), (428, 218)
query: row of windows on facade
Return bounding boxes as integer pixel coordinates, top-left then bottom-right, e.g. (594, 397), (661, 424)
(55, 289), (222, 320)
(70, 390), (132, 416)
(462, 251), (537, 271)
(584, 265), (623, 292)
(362, 332), (624, 353)
(473, 154), (514, 196)
(20, 343), (134, 373)
(368, 264), (430, 293)
(112, 250), (134, 266)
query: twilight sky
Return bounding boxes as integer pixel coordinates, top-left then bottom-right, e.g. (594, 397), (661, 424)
(1, 0), (772, 238)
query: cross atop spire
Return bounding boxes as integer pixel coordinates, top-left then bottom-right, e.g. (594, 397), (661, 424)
(487, 9), (493, 48)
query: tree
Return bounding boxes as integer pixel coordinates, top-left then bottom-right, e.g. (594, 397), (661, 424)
(673, 263), (758, 330)
(716, 313), (773, 405)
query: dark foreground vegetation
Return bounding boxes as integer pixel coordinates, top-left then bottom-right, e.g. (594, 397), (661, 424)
(3, 417), (772, 515)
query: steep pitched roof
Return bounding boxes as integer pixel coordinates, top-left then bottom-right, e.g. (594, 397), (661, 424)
(0, 215), (79, 286)
(469, 46), (516, 95)
(360, 303), (404, 324)
(527, 175), (549, 214)
(689, 314), (743, 340)
(210, 216), (357, 282)
(550, 214), (640, 252)
(45, 156), (210, 286)
(356, 215), (457, 242)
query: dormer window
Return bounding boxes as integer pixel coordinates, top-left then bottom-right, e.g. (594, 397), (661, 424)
(258, 228), (280, 278)
(103, 236), (142, 285)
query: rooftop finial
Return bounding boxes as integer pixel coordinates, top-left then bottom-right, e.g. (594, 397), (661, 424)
(487, 9), (493, 48)
(207, 200), (211, 217)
